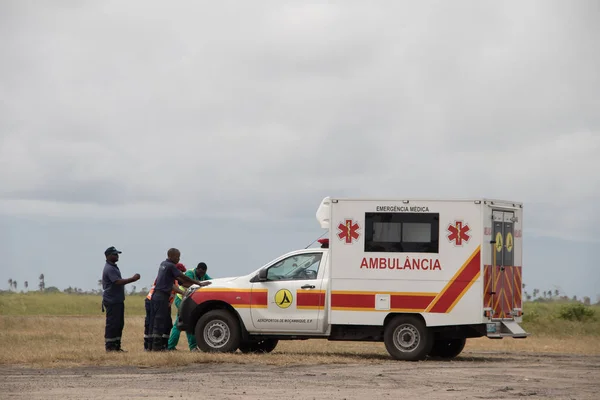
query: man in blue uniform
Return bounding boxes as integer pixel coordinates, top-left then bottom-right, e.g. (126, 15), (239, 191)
(148, 248), (210, 351)
(101, 246), (140, 352)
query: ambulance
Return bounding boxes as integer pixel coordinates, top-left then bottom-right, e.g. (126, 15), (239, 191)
(178, 197), (528, 361)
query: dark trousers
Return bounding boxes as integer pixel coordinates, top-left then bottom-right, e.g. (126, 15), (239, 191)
(104, 301), (124, 351)
(149, 291), (172, 351)
(143, 298), (152, 350)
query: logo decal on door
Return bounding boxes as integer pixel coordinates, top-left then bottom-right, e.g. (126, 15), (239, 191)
(275, 289), (293, 308)
(495, 232), (503, 252)
(505, 232), (513, 252)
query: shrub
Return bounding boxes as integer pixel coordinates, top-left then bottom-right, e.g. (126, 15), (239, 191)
(558, 303), (595, 322)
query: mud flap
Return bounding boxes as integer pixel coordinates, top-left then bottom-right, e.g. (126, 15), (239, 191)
(487, 320), (529, 339)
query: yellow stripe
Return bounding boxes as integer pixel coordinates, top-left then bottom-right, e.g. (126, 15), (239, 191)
(446, 271), (481, 313)
(196, 288), (268, 293)
(483, 266), (491, 293)
(233, 304), (268, 309)
(503, 288), (511, 311)
(425, 246), (480, 312)
(493, 287), (504, 314)
(493, 269), (502, 290)
(331, 290), (437, 297)
(296, 290), (326, 294)
(332, 307), (425, 312)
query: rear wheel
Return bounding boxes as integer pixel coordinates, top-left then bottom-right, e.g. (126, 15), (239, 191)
(195, 310), (241, 353)
(428, 338), (466, 359)
(384, 316), (433, 361)
(238, 338), (279, 354)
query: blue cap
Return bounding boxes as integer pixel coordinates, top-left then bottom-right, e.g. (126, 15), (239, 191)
(104, 246), (122, 256)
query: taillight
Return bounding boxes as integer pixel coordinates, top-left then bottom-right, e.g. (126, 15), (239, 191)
(512, 308), (523, 317)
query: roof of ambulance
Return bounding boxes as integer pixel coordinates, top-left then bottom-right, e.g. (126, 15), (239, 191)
(323, 197), (523, 204)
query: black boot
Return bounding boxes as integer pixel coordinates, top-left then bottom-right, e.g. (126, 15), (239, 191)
(151, 337), (166, 351)
(115, 341), (126, 352)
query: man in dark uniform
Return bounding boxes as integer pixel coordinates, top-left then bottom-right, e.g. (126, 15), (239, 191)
(101, 246), (140, 352)
(148, 248), (210, 351)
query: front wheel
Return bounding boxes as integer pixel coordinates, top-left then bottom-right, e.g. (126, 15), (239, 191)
(428, 338), (466, 359)
(195, 310), (241, 353)
(384, 316), (433, 361)
(238, 338), (279, 354)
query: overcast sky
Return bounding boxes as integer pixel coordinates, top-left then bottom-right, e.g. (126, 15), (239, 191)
(0, 1), (598, 300)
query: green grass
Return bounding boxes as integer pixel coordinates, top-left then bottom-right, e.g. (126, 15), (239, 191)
(521, 300), (600, 337)
(1, 292), (598, 337)
(0, 292), (147, 316)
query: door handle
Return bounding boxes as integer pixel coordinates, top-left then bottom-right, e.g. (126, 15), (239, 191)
(301, 285), (315, 289)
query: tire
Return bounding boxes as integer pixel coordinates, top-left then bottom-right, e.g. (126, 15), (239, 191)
(428, 338), (466, 359)
(195, 310), (241, 353)
(384, 316), (433, 361)
(238, 338), (279, 354)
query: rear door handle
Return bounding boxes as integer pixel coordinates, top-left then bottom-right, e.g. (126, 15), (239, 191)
(301, 284), (315, 289)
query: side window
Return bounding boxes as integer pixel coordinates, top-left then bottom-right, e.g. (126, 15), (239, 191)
(364, 212), (439, 253)
(266, 253), (323, 281)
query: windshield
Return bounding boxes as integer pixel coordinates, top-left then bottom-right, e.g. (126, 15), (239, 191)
(266, 253), (323, 281)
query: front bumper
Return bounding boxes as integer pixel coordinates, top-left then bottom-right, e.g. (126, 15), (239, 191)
(177, 285), (200, 332)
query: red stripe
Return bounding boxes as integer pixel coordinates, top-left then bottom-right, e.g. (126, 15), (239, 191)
(483, 265), (492, 307)
(428, 249), (481, 313)
(332, 294), (374, 308)
(190, 290), (267, 307)
(331, 293), (435, 310)
(297, 291), (325, 308)
(251, 291), (268, 307)
(514, 267), (522, 307)
(390, 295), (435, 310)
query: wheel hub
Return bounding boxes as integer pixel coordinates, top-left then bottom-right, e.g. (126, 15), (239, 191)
(204, 320), (230, 349)
(393, 324), (420, 352)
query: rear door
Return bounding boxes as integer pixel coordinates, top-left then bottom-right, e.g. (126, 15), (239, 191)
(489, 210), (518, 319)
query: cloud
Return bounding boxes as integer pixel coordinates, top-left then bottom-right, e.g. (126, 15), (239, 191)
(0, 0), (599, 244)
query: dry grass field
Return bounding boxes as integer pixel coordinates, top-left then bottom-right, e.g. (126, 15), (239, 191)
(1, 293), (599, 399)
(0, 292), (599, 368)
(1, 314), (599, 369)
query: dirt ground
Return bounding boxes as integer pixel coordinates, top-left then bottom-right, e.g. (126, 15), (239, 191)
(1, 352), (599, 400)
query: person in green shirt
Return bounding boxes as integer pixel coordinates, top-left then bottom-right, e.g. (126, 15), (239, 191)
(167, 262), (212, 351)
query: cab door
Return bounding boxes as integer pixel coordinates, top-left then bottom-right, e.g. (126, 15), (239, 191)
(250, 251), (327, 333)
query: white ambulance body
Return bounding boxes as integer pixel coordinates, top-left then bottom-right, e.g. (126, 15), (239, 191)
(178, 197), (528, 361)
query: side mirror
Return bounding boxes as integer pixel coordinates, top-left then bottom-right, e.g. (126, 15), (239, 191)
(258, 269), (268, 281)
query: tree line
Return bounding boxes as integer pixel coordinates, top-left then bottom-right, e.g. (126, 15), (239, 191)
(3, 275), (599, 305)
(4, 274), (147, 296)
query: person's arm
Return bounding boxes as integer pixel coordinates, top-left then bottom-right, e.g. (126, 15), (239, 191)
(171, 284), (185, 295)
(115, 274), (140, 285)
(107, 267), (140, 286)
(178, 273), (211, 287)
(175, 276), (192, 288)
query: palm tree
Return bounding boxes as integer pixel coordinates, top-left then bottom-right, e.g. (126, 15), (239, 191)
(39, 274), (45, 292)
(8, 279), (13, 291)
(13, 281), (17, 291)
(24, 281), (28, 291)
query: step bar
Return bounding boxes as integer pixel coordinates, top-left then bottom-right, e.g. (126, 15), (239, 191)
(486, 320), (529, 339)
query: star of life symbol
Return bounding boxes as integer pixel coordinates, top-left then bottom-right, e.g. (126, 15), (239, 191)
(337, 219), (360, 244)
(447, 220), (471, 246)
